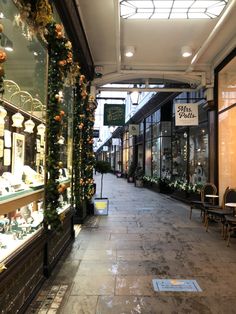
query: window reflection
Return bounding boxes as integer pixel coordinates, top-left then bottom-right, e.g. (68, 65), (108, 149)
(218, 55), (236, 201)
(1, 0), (47, 107)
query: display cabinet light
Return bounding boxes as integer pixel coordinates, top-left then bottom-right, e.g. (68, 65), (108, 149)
(12, 112), (24, 128)
(24, 118), (35, 133)
(0, 105), (7, 124)
(37, 123), (46, 135)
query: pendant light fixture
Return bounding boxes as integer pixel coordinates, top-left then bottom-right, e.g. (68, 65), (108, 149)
(24, 96), (35, 133)
(12, 111), (24, 128)
(24, 118), (35, 133)
(37, 123), (46, 135)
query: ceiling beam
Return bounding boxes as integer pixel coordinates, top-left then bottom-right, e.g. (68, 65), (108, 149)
(188, 0), (236, 71)
(98, 87), (197, 92)
(93, 70), (206, 88)
(114, 0), (121, 73)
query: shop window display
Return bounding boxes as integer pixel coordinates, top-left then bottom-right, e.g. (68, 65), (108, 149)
(189, 126), (208, 185)
(172, 130), (188, 182)
(145, 140), (152, 176)
(152, 137), (160, 177)
(0, 1), (47, 263)
(122, 131), (129, 174)
(0, 0), (72, 267)
(161, 136), (171, 179)
(1, 1), (47, 105)
(152, 121), (171, 179)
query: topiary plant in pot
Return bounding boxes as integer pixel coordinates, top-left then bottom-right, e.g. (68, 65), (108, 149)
(127, 161), (136, 183)
(134, 167), (144, 187)
(95, 160), (111, 198)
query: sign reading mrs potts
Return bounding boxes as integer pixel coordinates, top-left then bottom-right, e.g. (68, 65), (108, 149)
(175, 103), (198, 126)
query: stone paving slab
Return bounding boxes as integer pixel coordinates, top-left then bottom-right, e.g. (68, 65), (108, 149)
(27, 173), (236, 314)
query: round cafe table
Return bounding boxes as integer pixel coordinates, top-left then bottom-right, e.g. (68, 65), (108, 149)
(225, 203), (236, 216)
(205, 194), (219, 205)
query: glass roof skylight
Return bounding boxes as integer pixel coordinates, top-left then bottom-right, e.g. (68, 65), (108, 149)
(120, 0), (228, 19)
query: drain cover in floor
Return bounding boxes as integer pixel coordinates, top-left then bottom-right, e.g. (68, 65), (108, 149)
(152, 279), (202, 292)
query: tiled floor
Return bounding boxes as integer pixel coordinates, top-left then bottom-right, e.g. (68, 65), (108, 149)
(28, 173), (236, 314)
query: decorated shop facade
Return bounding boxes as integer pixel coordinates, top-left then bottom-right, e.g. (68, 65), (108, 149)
(96, 47), (236, 202)
(0, 0), (96, 312)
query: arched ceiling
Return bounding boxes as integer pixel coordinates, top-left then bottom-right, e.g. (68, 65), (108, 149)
(76, 0), (236, 92)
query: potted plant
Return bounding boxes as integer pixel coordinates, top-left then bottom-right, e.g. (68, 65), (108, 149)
(127, 161), (136, 183)
(94, 160), (111, 215)
(134, 167), (144, 187)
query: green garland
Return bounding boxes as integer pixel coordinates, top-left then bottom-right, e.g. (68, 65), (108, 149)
(44, 21), (73, 230)
(73, 76), (96, 213)
(84, 96), (96, 199)
(73, 76), (85, 210)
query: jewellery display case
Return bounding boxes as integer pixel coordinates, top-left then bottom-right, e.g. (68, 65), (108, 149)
(0, 1), (77, 312)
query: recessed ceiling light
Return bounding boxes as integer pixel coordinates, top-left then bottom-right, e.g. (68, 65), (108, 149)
(125, 46), (135, 58)
(181, 46), (192, 58)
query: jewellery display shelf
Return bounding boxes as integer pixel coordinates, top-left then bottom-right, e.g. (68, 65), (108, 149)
(0, 188), (46, 314)
(0, 180), (74, 313)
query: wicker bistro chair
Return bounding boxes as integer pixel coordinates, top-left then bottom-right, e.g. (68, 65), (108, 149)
(205, 188), (236, 236)
(225, 216), (236, 246)
(189, 183), (217, 221)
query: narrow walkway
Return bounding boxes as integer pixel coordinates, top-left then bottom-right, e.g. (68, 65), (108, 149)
(28, 174), (236, 314)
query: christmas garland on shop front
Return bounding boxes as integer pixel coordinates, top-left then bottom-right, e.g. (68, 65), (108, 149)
(44, 21), (73, 230)
(84, 95), (96, 199)
(73, 76), (96, 212)
(14, 0), (74, 230)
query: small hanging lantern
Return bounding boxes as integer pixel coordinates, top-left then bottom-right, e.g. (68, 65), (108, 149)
(12, 112), (24, 128)
(37, 123), (46, 135)
(24, 118), (35, 133)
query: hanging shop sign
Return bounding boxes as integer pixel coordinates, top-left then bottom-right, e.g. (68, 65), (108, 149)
(129, 124), (139, 136)
(175, 103), (198, 126)
(93, 129), (100, 138)
(112, 138), (121, 146)
(103, 104), (125, 126)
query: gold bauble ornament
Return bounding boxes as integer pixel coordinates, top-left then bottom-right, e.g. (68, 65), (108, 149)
(58, 161), (63, 168)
